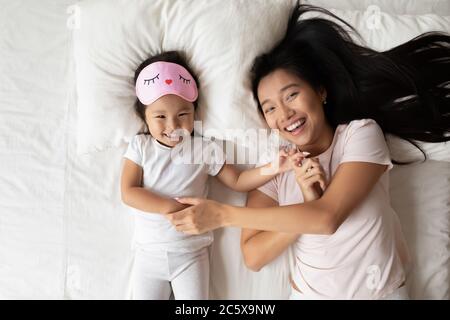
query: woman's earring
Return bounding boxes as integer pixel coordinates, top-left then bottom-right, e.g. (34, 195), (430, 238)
(323, 99), (327, 105)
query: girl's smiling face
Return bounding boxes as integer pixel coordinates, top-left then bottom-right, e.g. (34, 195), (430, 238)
(145, 94), (195, 147)
(257, 69), (333, 155)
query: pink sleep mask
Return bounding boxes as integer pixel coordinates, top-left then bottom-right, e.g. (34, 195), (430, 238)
(135, 61), (198, 105)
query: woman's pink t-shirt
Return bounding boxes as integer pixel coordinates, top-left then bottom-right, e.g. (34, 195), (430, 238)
(258, 119), (410, 299)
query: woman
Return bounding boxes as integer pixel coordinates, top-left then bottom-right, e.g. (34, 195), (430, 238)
(166, 3), (450, 299)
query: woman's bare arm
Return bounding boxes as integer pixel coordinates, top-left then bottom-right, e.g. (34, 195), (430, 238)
(228, 162), (387, 234)
(169, 162), (387, 234)
(121, 159), (187, 214)
(241, 190), (299, 272)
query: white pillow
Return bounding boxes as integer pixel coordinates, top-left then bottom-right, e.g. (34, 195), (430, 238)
(307, 0), (450, 15)
(73, 0), (294, 154)
(386, 135), (450, 163)
(74, 0), (449, 157)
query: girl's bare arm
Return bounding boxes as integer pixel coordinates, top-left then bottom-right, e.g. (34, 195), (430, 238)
(120, 159), (187, 214)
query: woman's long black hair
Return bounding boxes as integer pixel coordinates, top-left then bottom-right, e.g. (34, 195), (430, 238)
(251, 2), (450, 156)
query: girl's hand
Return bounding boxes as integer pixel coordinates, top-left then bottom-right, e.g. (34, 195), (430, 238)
(274, 147), (304, 174)
(166, 198), (224, 235)
(290, 157), (328, 202)
(270, 147), (291, 174)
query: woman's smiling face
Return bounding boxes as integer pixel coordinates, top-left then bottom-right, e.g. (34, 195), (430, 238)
(257, 69), (332, 154)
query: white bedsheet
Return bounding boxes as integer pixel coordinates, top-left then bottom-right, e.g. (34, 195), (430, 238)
(0, 0), (449, 299)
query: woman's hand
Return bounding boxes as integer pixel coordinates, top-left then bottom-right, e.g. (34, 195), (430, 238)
(289, 155), (328, 202)
(166, 197), (225, 235)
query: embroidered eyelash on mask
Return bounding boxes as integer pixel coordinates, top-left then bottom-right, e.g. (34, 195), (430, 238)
(143, 74), (160, 85)
(179, 75), (191, 84)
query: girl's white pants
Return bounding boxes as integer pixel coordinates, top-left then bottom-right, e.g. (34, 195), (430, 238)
(132, 246), (209, 300)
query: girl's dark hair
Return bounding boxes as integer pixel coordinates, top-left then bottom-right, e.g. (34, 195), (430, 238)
(251, 2), (450, 160)
(134, 51), (199, 133)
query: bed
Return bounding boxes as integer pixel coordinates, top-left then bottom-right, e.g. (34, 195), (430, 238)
(0, 0), (448, 299)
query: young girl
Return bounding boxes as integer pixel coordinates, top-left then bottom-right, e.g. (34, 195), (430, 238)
(120, 51), (298, 300)
(166, 3), (450, 299)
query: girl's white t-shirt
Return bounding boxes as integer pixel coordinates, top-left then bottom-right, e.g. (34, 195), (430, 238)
(258, 119), (411, 299)
(124, 134), (225, 253)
